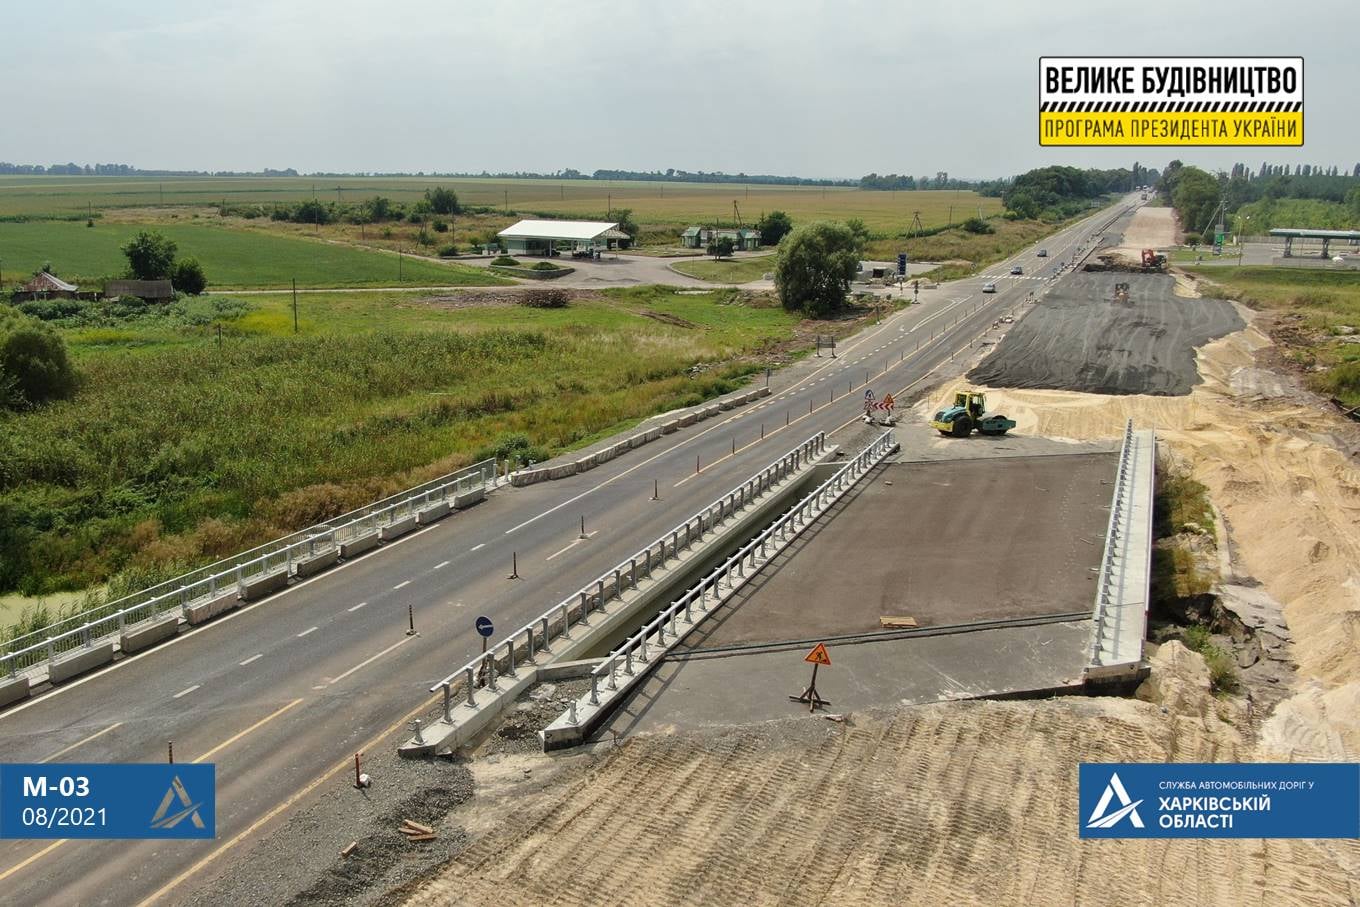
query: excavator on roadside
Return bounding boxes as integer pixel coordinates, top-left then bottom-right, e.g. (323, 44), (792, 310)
(930, 391), (1017, 437)
(1141, 248), (1167, 271)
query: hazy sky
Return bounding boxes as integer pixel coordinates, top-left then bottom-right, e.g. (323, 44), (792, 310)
(3, 0), (1352, 179)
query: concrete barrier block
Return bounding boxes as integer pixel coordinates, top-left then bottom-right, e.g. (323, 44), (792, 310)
(612, 441), (631, 458)
(548, 463), (577, 480)
(575, 456), (597, 473)
(641, 427), (661, 443)
(380, 515), (418, 541)
(239, 569), (289, 602)
(185, 591), (240, 626)
(596, 448), (616, 465)
(340, 531), (380, 559)
(660, 420), (680, 434)
(453, 487), (485, 509)
(628, 433), (647, 449)
(49, 641), (116, 685)
(0, 674), (30, 708)
(293, 548), (340, 578)
(678, 412), (698, 427)
(755, 386), (771, 399)
(701, 404), (721, 419)
(119, 614), (180, 654)
(719, 398), (737, 410)
(417, 501), (451, 524)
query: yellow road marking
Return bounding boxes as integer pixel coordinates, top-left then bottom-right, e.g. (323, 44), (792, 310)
(0, 699), (303, 885)
(40, 721), (124, 763)
(193, 698), (303, 764)
(137, 691), (441, 906)
(0, 840), (67, 884)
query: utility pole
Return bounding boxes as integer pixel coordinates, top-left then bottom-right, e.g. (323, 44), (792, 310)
(158, 183), (163, 205)
(503, 189), (508, 213)
(398, 247), (403, 281)
(292, 278), (298, 332)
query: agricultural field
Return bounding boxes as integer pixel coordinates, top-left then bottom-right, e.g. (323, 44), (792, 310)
(0, 285), (808, 600)
(0, 220), (506, 289)
(0, 175), (1001, 241)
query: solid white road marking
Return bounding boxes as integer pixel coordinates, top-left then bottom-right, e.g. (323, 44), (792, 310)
(469, 543), (486, 552)
(434, 560), (450, 569)
(393, 580), (410, 590)
(239, 653), (264, 666)
(173, 684), (200, 699)
(297, 626), (318, 638)
(346, 602), (367, 613)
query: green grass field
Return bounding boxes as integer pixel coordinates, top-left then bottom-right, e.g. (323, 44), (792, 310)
(1191, 266), (1360, 405)
(0, 175), (1001, 233)
(0, 221), (507, 289)
(669, 254), (778, 283)
(0, 285), (804, 596)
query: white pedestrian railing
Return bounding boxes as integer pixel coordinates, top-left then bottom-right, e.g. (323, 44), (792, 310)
(543, 431), (898, 744)
(2, 458), (498, 678)
(427, 434), (830, 721)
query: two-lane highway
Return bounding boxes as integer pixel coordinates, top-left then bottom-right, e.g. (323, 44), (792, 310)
(0, 196), (1140, 906)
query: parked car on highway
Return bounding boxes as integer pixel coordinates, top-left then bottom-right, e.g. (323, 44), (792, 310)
(1036, 249), (1048, 257)
(982, 282), (997, 293)
(1010, 265), (1023, 275)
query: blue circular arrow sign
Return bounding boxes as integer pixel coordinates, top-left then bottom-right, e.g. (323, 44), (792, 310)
(474, 615), (495, 638)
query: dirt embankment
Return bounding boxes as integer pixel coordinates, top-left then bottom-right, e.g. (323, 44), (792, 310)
(397, 691), (1358, 906)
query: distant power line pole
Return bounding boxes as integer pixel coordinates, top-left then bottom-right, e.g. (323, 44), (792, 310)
(292, 278), (299, 333)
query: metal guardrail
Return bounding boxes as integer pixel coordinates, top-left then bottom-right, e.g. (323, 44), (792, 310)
(579, 431), (896, 716)
(1088, 420), (1136, 668)
(2, 458), (497, 679)
(428, 433), (829, 717)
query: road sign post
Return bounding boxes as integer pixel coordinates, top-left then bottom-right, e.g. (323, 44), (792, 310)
(790, 643), (832, 712)
(476, 615), (495, 686)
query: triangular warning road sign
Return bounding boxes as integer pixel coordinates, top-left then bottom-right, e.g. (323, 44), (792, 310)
(804, 643), (831, 666)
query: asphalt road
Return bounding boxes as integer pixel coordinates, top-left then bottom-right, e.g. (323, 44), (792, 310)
(0, 196), (1142, 907)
